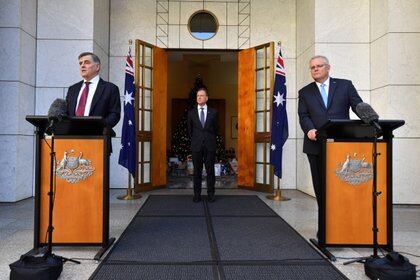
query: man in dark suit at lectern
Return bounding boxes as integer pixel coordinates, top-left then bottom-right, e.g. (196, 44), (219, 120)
(187, 87), (220, 203)
(298, 55), (363, 233)
(66, 52), (121, 130)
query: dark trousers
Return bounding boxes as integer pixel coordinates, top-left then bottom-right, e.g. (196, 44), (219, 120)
(192, 147), (215, 196)
(307, 154), (323, 238)
(307, 154), (323, 208)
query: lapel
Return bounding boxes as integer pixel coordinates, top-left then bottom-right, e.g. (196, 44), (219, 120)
(193, 107), (201, 127)
(311, 82), (327, 110)
(89, 78), (105, 115)
(204, 107), (212, 128)
(70, 81), (84, 115)
(327, 78), (337, 109)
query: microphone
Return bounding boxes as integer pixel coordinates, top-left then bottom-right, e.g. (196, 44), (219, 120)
(355, 102), (382, 133)
(46, 99), (67, 134)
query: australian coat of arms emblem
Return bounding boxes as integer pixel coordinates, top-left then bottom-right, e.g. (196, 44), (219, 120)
(55, 150), (95, 183)
(335, 153), (373, 186)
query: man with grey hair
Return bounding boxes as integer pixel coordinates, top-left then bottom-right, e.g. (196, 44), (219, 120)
(66, 52), (121, 131)
(298, 55), (363, 237)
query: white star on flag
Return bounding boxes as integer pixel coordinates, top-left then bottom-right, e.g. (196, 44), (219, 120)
(271, 144), (276, 151)
(128, 120), (133, 126)
(128, 142), (130, 146)
(124, 90), (134, 106)
(120, 144), (123, 149)
(274, 92), (285, 107)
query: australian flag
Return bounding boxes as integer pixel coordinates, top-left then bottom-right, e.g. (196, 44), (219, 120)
(118, 47), (136, 176)
(270, 48), (289, 178)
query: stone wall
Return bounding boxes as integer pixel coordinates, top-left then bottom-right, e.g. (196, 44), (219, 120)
(0, 0), (418, 203)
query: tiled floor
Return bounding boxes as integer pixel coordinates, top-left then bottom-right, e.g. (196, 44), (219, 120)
(1, 187), (419, 280)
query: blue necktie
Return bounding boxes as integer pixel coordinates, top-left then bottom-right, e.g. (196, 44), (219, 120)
(200, 107), (205, 127)
(320, 83), (328, 107)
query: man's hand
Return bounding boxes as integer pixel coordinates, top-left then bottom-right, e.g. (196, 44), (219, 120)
(307, 129), (317, 141)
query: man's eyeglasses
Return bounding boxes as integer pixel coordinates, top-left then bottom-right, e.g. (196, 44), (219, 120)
(310, 64), (326, 71)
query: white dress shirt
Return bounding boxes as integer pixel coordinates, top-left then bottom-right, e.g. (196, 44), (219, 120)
(76, 74), (100, 116)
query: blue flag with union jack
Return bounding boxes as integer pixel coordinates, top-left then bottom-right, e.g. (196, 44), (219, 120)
(270, 48), (289, 178)
(118, 47), (136, 176)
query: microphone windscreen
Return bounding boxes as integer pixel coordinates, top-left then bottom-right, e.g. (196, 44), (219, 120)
(356, 102), (379, 124)
(47, 99), (67, 119)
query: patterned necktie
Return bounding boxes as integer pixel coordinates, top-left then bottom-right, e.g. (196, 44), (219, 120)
(76, 82), (91, 116)
(200, 107), (205, 127)
(320, 83), (328, 107)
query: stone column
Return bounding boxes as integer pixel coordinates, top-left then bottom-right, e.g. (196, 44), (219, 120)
(35, 0), (116, 185)
(296, 0), (315, 196)
(36, 0), (110, 115)
(251, 0), (297, 189)
(371, 0), (420, 204)
(0, 0), (112, 202)
(296, 0), (370, 197)
(109, 0), (157, 189)
(0, 0), (37, 201)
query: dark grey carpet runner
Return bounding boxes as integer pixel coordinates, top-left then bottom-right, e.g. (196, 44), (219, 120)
(90, 195), (347, 280)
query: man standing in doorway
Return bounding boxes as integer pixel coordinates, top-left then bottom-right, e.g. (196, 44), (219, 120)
(188, 87), (220, 203)
(298, 55), (362, 236)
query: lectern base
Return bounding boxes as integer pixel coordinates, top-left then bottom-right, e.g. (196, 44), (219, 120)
(94, 238), (116, 260)
(26, 238), (116, 262)
(310, 238), (336, 261)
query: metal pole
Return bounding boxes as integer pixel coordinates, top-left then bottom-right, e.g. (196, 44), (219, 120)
(47, 133), (55, 256)
(372, 133), (380, 257)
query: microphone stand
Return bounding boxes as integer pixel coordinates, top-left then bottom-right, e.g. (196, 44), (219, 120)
(344, 125), (381, 265)
(44, 127), (80, 264)
(371, 126), (381, 258)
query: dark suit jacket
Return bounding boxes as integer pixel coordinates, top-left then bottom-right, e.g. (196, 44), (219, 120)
(66, 78), (121, 129)
(187, 106), (219, 152)
(298, 78), (362, 155)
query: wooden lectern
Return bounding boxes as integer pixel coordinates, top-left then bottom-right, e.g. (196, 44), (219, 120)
(26, 116), (115, 260)
(311, 119), (404, 260)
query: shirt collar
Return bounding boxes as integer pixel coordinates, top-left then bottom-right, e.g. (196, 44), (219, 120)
(84, 74), (100, 85)
(316, 77), (330, 88)
(197, 104), (207, 110)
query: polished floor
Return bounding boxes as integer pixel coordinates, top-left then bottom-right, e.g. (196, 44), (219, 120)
(1, 188), (419, 280)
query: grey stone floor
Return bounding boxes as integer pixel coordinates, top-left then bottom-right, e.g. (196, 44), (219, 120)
(1, 188), (419, 280)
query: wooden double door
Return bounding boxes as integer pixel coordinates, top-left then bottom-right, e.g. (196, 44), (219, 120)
(134, 39), (276, 193)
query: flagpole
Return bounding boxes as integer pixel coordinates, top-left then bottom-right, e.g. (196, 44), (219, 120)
(266, 40), (290, 202)
(118, 39), (141, 200)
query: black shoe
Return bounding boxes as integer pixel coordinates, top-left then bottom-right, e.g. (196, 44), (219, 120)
(193, 195), (201, 203)
(207, 194), (215, 203)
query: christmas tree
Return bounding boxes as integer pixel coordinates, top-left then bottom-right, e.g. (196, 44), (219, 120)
(216, 134), (227, 163)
